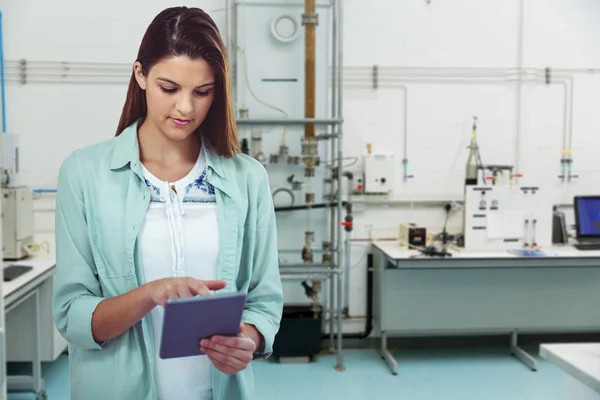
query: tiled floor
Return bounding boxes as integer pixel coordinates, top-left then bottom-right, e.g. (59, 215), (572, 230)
(8, 346), (567, 399)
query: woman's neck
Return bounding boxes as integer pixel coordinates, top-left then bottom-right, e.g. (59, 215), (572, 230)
(137, 118), (201, 165)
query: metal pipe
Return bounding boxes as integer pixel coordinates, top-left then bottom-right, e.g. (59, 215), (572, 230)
(327, 0), (339, 353)
(566, 76), (575, 151)
(345, 66), (517, 73)
(279, 262), (332, 268)
(343, 229), (351, 315)
(557, 80), (569, 182)
(226, 0), (233, 111)
(279, 267), (341, 275)
(4, 77), (127, 85)
(335, 0), (345, 371)
(342, 66), (539, 77)
(9, 72), (130, 79)
(328, 0), (340, 354)
(344, 79), (523, 86)
(5, 60), (129, 67)
(280, 274), (332, 281)
(398, 85), (409, 181)
(0, 11), (6, 133)
(564, 75), (575, 181)
(236, 118), (342, 125)
(234, 0), (332, 7)
(514, 0), (525, 179)
(554, 68), (600, 74)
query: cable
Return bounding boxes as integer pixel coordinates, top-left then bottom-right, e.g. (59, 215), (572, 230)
(324, 156), (359, 169)
(238, 46), (289, 145)
(442, 134), (469, 196)
(272, 187), (295, 208)
(476, 146), (486, 185)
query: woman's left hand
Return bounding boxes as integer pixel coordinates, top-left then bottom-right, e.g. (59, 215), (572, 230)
(200, 324), (259, 375)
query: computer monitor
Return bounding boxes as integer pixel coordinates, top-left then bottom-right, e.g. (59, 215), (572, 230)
(574, 196), (600, 238)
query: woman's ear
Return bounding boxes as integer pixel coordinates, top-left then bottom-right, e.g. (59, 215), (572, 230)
(133, 61), (147, 90)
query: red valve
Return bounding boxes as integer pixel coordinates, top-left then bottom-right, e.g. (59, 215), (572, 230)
(485, 176), (494, 181)
(515, 174), (523, 178)
(341, 221), (353, 227)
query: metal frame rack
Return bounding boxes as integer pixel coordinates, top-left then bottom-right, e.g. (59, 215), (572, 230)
(226, 0), (346, 370)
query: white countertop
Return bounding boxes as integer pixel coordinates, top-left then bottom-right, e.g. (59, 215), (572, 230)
(3, 254), (57, 298)
(540, 344), (600, 393)
(372, 240), (600, 260)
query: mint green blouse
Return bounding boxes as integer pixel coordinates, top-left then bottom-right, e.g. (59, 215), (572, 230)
(52, 122), (284, 399)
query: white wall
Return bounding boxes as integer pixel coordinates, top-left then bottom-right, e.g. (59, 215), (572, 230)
(1, 0), (600, 334)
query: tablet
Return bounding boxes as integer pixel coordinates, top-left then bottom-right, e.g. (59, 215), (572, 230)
(159, 291), (247, 359)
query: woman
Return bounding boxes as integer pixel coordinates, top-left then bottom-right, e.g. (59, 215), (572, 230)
(52, 6), (283, 400)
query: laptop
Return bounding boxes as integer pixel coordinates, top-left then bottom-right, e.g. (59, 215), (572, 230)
(573, 196), (600, 250)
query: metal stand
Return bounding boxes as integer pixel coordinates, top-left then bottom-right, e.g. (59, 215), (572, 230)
(510, 330), (537, 371)
(6, 289), (47, 399)
(230, 0), (346, 371)
(380, 332), (398, 375)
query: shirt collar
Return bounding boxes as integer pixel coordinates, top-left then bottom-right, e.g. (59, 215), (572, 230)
(109, 121), (225, 179)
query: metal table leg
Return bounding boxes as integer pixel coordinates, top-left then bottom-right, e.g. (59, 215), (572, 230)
(381, 331), (398, 375)
(510, 330), (537, 371)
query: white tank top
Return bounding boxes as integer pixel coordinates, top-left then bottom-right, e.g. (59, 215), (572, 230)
(138, 147), (219, 400)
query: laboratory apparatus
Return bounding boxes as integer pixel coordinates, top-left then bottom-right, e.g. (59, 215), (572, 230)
(399, 223), (426, 248)
(552, 206), (568, 244)
(465, 116), (480, 186)
(463, 185), (553, 251)
(1, 187), (34, 260)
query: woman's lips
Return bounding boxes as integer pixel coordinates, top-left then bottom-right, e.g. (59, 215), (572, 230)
(171, 118), (191, 127)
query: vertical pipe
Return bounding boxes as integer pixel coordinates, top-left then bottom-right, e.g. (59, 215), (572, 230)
(514, 0), (525, 177)
(400, 85), (408, 180)
(335, 0), (345, 371)
(560, 80), (568, 182)
(0, 11), (6, 133)
(343, 230), (351, 314)
(328, 0), (338, 353)
(567, 76), (574, 181)
(304, 0), (316, 139)
(225, 0), (231, 50)
(226, 0), (234, 110)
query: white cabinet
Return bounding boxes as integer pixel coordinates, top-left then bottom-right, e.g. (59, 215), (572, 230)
(5, 274), (67, 362)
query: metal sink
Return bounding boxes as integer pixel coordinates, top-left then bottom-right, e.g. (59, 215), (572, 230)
(3, 265), (34, 282)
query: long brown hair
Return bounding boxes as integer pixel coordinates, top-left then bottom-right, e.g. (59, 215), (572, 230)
(116, 6), (239, 157)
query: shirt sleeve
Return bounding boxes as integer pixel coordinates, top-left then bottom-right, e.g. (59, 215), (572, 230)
(241, 166), (284, 359)
(52, 151), (106, 350)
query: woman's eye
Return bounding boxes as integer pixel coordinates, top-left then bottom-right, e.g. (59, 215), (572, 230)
(195, 91), (210, 97)
(160, 87), (177, 94)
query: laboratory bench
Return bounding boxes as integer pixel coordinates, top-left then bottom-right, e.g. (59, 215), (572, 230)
(540, 343), (600, 399)
(371, 240), (600, 375)
(3, 254), (61, 400)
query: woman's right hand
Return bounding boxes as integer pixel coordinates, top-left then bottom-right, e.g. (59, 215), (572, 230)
(145, 277), (227, 307)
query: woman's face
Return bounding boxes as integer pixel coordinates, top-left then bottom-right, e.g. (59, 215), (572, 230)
(134, 56), (216, 142)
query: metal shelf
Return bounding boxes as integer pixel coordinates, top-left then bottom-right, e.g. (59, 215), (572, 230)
(236, 118), (343, 125)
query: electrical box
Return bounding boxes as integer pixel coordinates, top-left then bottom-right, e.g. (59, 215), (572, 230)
(364, 154), (395, 194)
(352, 174), (365, 194)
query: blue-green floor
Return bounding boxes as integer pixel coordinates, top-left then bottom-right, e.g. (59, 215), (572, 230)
(8, 347), (567, 399)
